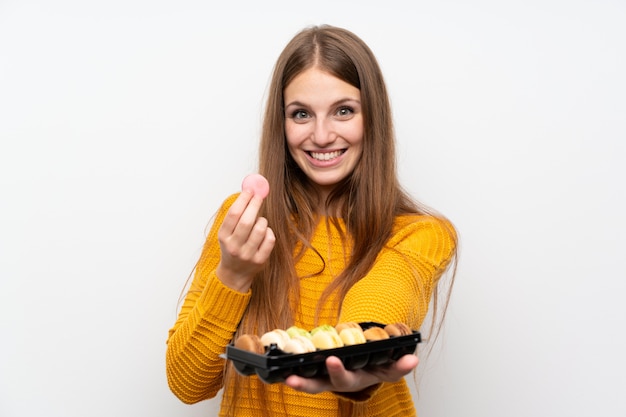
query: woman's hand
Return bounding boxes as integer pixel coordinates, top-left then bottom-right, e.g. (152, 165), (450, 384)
(284, 354), (419, 394)
(216, 191), (275, 292)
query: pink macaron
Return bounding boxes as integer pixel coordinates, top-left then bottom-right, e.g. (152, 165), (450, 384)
(241, 174), (270, 199)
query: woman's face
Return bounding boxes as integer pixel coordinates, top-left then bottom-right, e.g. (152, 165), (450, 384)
(284, 67), (363, 197)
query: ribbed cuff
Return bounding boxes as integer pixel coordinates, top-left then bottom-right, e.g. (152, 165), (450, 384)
(195, 273), (252, 331)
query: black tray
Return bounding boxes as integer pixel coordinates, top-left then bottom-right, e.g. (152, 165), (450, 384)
(223, 322), (421, 384)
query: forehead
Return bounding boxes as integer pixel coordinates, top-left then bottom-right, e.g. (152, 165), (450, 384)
(284, 68), (361, 105)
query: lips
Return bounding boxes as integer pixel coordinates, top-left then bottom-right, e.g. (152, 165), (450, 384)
(308, 150), (345, 161)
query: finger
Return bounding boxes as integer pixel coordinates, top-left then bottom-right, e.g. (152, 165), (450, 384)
(229, 196), (265, 243)
(219, 191), (254, 237)
(242, 216), (269, 249)
(254, 226), (276, 262)
(284, 358), (347, 394)
(395, 354), (419, 374)
(241, 218), (274, 262)
(284, 374), (331, 394)
(325, 356), (351, 388)
(369, 354), (419, 382)
(325, 356), (376, 391)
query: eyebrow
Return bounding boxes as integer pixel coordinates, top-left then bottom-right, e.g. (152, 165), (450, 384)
(284, 97), (361, 109)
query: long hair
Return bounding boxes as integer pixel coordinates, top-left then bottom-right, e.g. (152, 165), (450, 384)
(223, 25), (457, 416)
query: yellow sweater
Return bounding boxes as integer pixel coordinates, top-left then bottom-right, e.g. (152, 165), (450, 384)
(166, 194), (456, 416)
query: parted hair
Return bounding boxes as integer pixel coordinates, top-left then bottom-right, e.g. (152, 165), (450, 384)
(250, 25), (424, 334)
(223, 25), (456, 416)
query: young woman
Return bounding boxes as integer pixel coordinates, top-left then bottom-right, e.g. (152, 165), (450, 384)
(166, 25), (457, 417)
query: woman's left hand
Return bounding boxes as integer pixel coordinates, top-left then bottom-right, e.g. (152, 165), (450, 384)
(284, 354), (419, 394)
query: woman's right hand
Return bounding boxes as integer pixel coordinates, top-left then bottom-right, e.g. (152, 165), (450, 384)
(216, 191), (275, 292)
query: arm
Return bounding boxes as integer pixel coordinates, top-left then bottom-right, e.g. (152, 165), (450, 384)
(166, 192), (275, 403)
(285, 215), (457, 396)
(340, 215), (457, 329)
(166, 274), (252, 403)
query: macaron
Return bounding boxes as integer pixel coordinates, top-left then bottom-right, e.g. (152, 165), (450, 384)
(260, 329), (290, 350)
(241, 173), (270, 199)
(283, 335), (316, 354)
(312, 330), (344, 350)
(384, 322), (412, 337)
(335, 322), (361, 334)
(310, 324), (337, 336)
(363, 326), (390, 341)
(286, 326), (312, 339)
(234, 334), (264, 354)
(339, 327), (366, 346)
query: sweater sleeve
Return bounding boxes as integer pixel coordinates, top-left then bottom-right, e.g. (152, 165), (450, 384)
(339, 215), (456, 331)
(165, 194), (252, 404)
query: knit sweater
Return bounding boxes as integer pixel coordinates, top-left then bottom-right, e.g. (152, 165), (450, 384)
(166, 194), (456, 416)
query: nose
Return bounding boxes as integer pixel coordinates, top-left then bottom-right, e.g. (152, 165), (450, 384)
(311, 118), (336, 147)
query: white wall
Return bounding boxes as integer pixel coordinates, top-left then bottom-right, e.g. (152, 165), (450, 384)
(1, 1), (624, 416)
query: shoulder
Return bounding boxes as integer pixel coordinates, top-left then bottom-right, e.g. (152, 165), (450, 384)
(388, 214), (457, 264)
(392, 214), (456, 241)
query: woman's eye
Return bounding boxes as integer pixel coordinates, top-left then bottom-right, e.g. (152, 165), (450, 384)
(291, 110), (309, 120)
(336, 107), (354, 118)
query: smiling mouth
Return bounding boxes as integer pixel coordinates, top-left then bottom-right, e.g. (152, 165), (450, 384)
(308, 150), (345, 161)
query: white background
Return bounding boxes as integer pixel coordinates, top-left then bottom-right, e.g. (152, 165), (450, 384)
(1, 1), (625, 416)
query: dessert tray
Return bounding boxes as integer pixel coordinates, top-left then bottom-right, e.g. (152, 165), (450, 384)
(223, 322), (421, 383)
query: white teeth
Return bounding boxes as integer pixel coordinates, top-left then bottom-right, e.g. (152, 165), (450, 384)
(310, 151), (342, 161)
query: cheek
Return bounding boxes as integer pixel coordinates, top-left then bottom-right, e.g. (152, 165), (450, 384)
(285, 123), (306, 147)
(339, 121), (364, 144)
(284, 124), (294, 145)
(284, 127), (300, 159)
